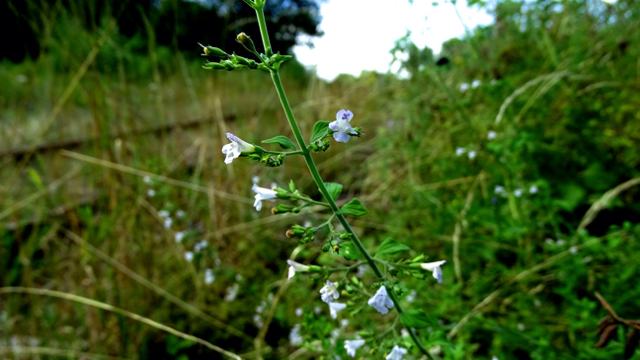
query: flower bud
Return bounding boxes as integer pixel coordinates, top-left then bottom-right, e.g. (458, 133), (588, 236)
(231, 54), (258, 69)
(199, 43), (229, 58)
(333, 245), (340, 253)
(287, 225), (306, 238)
(202, 62), (227, 70)
(236, 32), (258, 54)
(338, 233), (352, 240)
(272, 204), (294, 214)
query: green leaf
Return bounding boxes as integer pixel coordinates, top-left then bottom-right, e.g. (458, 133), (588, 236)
(310, 121), (330, 143)
(338, 198), (368, 217)
(339, 241), (361, 260)
(400, 309), (433, 329)
(323, 182), (342, 201)
(262, 136), (297, 150)
(375, 238), (411, 257)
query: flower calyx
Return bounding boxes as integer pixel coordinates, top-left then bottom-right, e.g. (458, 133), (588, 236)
(198, 43), (229, 58)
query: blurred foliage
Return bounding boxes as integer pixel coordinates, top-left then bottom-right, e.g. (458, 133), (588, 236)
(1, 0), (323, 63)
(1, 0), (640, 359)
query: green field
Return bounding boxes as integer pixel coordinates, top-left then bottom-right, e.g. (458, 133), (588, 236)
(1, 0), (640, 359)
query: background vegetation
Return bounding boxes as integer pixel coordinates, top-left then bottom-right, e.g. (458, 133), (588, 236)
(1, 0), (639, 359)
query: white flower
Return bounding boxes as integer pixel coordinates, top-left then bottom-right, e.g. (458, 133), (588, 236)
(514, 189), (523, 197)
(529, 185), (539, 194)
(287, 260), (310, 280)
(314, 306), (322, 314)
(487, 131), (497, 140)
(421, 260), (446, 283)
(471, 79), (481, 88)
(253, 314), (264, 328)
(194, 240), (208, 252)
(235, 273), (243, 281)
(163, 217), (172, 229)
(356, 265), (369, 278)
(147, 189), (156, 197)
(340, 319), (349, 328)
(252, 183), (277, 211)
(367, 286), (394, 314)
(328, 302), (347, 319)
(492, 357), (499, 360)
(221, 132), (255, 164)
(289, 324), (303, 346)
(204, 268), (215, 285)
(329, 109), (356, 143)
(252, 176), (260, 184)
(225, 283), (239, 302)
(460, 83), (469, 92)
(468, 150), (477, 160)
(569, 246), (578, 255)
(176, 210), (185, 218)
(455, 147), (466, 156)
(295, 308), (303, 317)
(517, 323), (525, 331)
(143, 176), (152, 184)
(406, 290), (417, 303)
(184, 251), (194, 262)
(386, 345), (407, 360)
(158, 210), (169, 218)
(494, 185), (505, 194)
(344, 339), (365, 357)
(174, 231), (185, 243)
(320, 280), (340, 303)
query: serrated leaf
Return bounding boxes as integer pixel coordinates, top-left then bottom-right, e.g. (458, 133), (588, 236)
(376, 238), (411, 257)
(262, 136), (297, 150)
(339, 241), (361, 260)
(310, 121), (330, 143)
(323, 182), (342, 201)
(338, 198), (368, 216)
(400, 309), (432, 329)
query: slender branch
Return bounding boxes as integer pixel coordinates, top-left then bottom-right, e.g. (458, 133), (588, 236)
(595, 292), (640, 331)
(252, 6), (433, 359)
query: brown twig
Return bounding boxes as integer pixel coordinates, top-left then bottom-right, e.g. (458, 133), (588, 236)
(595, 292), (640, 331)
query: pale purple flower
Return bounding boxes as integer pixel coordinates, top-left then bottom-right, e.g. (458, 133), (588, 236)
(421, 260), (446, 283)
(289, 324), (303, 345)
(386, 345), (407, 360)
(329, 109), (356, 143)
(529, 185), (539, 194)
(514, 189), (523, 197)
(472, 79), (481, 88)
(494, 185), (505, 194)
(224, 283), (239, 302)
(174, 231), (185, 243)
(252, 183), (277, 211)
(295, 308), (303, 317)
(221, 132), (255, 164)
(287, 260), (310, 280)
(328, 302), (347, 319)
(468, 150), (477, 160)
(368, 286), (394, 314)
(460, 83), (469, 92)
(143, 176), (152, 184)
(320, 280), (340, 303)
(184, 251), (194, 262)
(455, 147), (466, 156)
(147, 189), (156, 197)
(345, 339), (365, 357)
(163, 217), (172, 229)
(487, 131), (497, 140)
(158, 210), (170, 218)
(176, 210), (186, 218)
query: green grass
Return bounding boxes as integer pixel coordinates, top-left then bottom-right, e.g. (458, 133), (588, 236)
(2, 0), (640, 359)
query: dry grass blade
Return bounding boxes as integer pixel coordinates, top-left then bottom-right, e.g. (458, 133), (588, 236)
(0, 287), (243, 360)
(578, 177), (640, 232)
(62, 228), (254, 343)
(0, 346), (130, 360)
(452, 173), (482, 284)
(60, 149), (252, 204)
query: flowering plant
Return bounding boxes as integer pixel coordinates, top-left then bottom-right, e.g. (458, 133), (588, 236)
(200, 1), (445, 358)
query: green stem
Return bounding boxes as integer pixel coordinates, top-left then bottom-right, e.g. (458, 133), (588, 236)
(253, 6), (433, 359)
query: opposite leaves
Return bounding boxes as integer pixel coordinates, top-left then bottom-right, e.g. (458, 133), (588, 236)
(262, 136), (297, 150)
(338, 198), (368, 217)
(310, 121), (330, 143)
(376, 238), (411, 257)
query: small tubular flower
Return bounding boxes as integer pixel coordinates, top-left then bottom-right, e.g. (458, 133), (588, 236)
(287, 260), (310, 280)
(252, 183), (277, 211)
(221, 132), (255, 164)
(386, 345), (408, 360)
(367, 286), (394, 314)
(320, 280), (339, 303)
(344, 339), (365, 357)
(328, 302), (347, 319)
(421, 260), (446, 283)
(329, 109), (356, 143)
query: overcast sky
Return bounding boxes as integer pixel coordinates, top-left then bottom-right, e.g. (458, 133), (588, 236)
(293, 0), (494, 80)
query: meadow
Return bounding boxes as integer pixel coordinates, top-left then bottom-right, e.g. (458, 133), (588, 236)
(1, 0), (640, 359)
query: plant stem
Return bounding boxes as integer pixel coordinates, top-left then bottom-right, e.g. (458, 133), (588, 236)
(253, 6), (433, 359)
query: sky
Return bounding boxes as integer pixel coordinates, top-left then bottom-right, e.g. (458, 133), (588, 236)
(293, 0), (495, 80)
